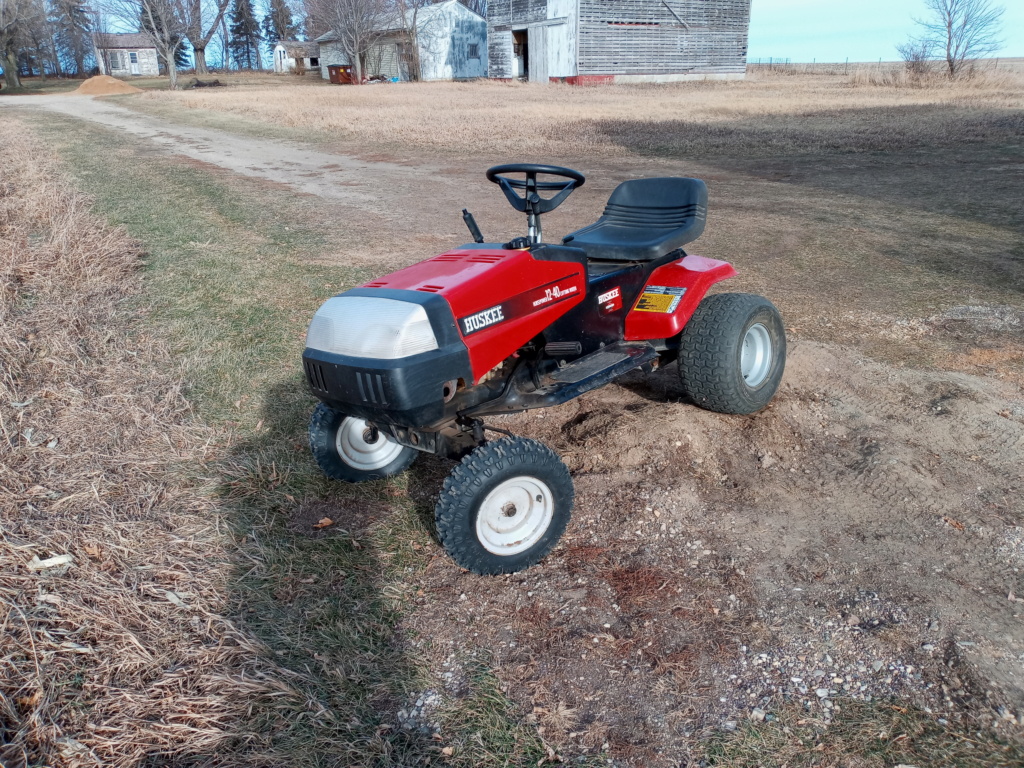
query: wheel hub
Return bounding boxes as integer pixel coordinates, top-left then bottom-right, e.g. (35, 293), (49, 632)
(336, 417), (405, 471)
(476, 477), (554, 556)
(740, 323), (773, 388)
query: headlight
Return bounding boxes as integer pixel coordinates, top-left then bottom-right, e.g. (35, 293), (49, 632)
(305, 296), (439, 359)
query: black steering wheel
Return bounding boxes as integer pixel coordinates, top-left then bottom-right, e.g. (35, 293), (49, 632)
(486, 163), (586, 216)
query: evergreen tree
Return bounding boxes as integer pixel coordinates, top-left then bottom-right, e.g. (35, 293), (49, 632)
(228, 0), (262, 69)
(261, 0), (299, 47)
(50, 0), (92, 75)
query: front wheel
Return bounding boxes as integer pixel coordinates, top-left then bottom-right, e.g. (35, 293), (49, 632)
(309, 403), (417, 482)
(435, 437), (574, 575)
(677, 293), (786, 415)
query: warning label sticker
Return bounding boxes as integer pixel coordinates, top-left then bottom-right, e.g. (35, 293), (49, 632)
(634, 285), (686, 313)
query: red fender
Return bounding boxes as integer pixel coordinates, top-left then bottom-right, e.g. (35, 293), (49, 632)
(624, 255), (737, 341)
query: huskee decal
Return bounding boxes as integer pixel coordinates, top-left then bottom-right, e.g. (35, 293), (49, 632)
(460, 305), (506, 334)
(597, 286), (622, 313)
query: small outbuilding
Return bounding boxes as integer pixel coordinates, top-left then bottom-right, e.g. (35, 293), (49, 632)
(92, 33), (160, 77)
(273, 41), (321, 74)
(317, 0), (486, 83)
(487, 0), (750, 83)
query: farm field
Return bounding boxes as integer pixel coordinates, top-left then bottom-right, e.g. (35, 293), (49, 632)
(1, 69), (1023, 767)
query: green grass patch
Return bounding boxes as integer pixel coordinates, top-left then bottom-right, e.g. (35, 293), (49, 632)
(18, 109), (552, 767)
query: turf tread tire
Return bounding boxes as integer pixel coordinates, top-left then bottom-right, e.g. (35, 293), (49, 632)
(435, 437), (573, 575)
(309, 403), (417, 482)
(677, 293), (786, 415)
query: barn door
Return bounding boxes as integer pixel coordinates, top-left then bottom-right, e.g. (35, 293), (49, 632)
(528, 26), (547, 83)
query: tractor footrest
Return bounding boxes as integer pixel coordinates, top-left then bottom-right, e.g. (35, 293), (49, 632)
(545, 342), (657, 387)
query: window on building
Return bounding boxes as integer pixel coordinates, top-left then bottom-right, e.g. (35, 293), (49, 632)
(108, 50), (122, 69)
(310, 57), (319, 67)
(129, 51), (138, 64)
(468, 43), (479, 59)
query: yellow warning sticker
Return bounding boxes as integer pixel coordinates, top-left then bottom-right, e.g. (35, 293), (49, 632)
(634, 286), (686, 313)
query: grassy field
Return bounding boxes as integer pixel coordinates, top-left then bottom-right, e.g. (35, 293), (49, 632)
(128, 66), (1024, 157)
(2, 68), (1024, 767)
(0, 113), (554, 767)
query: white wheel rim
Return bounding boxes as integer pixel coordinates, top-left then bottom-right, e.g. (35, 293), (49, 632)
(740, 323), (773, 388)
(335, 417), (405, 471)
(475, 476), (555, 556)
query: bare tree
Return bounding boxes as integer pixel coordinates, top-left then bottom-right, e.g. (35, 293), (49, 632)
(1, 0), (41, 88)
(907, 0), (1005, 78)
(180, 0), (231, 74)
(103, 0), (187, 87)
(306, 0), (394, 83)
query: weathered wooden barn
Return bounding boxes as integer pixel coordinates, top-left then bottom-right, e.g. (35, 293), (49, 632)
(488, 0), (751, 83)
(317, 0), (486, 83)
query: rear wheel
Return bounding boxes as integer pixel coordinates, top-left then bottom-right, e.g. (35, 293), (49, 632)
(435, 437), (573, 574)
(677, 293), (786, 415)
(309, 403), (417, 482)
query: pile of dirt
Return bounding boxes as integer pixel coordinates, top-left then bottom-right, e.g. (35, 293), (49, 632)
(75, 75), (143, 95)
(391, 339), (1024, 766)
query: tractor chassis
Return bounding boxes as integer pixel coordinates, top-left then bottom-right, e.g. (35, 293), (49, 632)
(377, 339), (666, 460)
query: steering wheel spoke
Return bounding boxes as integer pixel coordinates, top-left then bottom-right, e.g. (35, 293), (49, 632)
(485, 163), (586, 245)
(486, 164), (586, 215)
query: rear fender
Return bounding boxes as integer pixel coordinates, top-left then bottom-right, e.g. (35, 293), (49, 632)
(623, 255), (737, 341)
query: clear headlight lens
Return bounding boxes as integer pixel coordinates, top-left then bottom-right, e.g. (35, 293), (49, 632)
(306, 296), (439, 359)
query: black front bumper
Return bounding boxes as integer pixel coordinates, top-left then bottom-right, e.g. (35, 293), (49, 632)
(303, 345), (471, 427)
(302, 288), (472, 428)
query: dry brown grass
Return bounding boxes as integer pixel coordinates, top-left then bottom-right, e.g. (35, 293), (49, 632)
(0, 120), (293, 768)
(136, 69), (1024, 157)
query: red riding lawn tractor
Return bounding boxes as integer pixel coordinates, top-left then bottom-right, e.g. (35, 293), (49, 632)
(303, 164), (786, 574)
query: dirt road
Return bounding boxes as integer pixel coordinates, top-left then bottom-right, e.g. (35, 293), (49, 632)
(0, 94), (406, 204)
(7, 91), (1024, 765)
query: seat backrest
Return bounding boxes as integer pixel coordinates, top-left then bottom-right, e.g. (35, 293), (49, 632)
(602, 177), (707, 230)
(563, 177), (707, 262)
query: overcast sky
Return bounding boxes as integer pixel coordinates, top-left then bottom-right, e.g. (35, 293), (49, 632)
(747, 0), (1024, 62)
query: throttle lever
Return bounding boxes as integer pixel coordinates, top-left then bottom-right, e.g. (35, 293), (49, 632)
(462, 209), (484, 243)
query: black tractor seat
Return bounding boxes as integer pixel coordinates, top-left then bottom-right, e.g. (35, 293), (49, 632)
(563, 177), (707, 262)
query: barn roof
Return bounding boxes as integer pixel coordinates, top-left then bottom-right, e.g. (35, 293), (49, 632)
(276, 41), (320, 58)
(93, 32), (155, 50)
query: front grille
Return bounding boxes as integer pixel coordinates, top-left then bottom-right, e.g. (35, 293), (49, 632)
(355, 371), (388, 405)
(305, 360), (327, 391)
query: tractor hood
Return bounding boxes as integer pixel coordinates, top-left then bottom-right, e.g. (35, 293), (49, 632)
(355, 245), (587, 381)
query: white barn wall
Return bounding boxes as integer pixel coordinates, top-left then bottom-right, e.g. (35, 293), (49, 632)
(418, 1), (487, 80)
(488, 0), (750, 81)
(318, 40), (349, 80)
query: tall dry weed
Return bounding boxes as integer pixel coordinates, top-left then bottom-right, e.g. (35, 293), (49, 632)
(0, 120), (293, 767)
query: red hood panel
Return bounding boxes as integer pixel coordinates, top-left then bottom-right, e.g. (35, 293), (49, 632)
(361, 249), (585, 382)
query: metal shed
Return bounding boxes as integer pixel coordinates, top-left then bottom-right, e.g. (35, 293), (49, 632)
(488, 0), (751, 83)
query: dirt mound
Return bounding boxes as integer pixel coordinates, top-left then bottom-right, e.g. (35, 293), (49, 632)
(76, 74), (143, 95)
(406, 340), (1024, 765)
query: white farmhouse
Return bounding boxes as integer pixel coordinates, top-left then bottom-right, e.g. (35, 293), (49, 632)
(316, 0), (486, 83)
(92, 33), (160, 77)
(272, 41), (321, 74)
